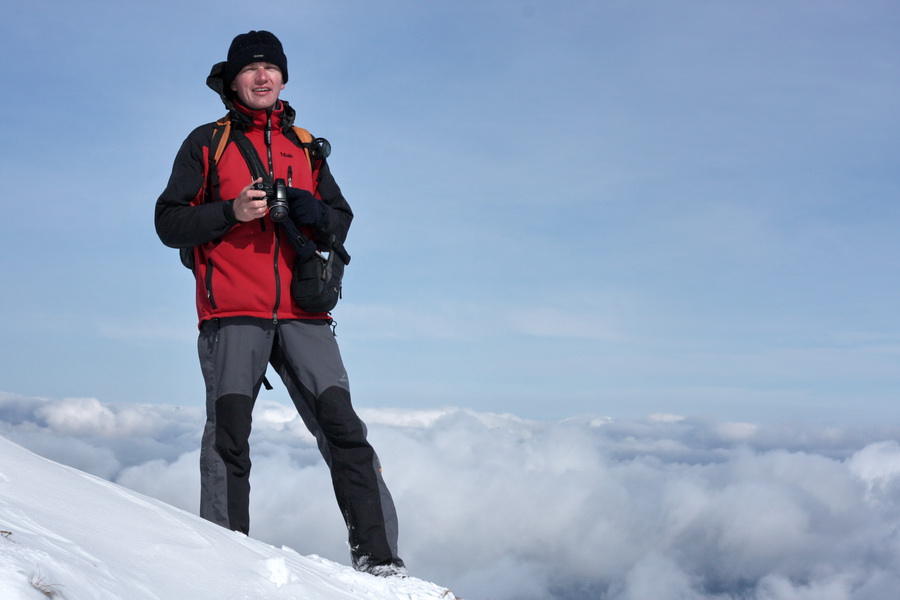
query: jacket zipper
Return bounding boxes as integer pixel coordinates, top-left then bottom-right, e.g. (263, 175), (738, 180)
(266, 110), (280, 324)
(205, 258), (217, 309)
(265, 110), (274, 175)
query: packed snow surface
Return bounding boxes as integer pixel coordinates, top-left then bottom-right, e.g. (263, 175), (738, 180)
(0, 434), (457, 600)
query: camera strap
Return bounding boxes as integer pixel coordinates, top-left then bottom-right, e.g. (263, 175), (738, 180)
(230, 131), (271, 183)
(231, 131), (316, 262)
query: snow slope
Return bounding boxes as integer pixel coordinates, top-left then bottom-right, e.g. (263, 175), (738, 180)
(0, 434), (457, 600)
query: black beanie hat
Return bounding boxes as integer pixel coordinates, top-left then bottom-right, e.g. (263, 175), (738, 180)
(222, 30), (288, 86)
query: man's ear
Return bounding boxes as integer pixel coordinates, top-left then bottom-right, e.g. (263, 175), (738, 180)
(231, 80), (237, 91)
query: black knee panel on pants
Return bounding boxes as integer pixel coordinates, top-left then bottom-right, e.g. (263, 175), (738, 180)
(315, 386), (369, 450)
(215, 393), (254, 534)
(214, 394), (254, 466)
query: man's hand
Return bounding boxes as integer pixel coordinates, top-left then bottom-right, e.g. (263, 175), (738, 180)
(233, 178), (268, 222)
(286, 187), (325, 226)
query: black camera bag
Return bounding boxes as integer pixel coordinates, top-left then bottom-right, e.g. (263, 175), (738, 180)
(291, 247), (345, 313)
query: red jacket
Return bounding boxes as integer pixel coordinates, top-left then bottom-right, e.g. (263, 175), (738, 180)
(155, 100), (352, 325)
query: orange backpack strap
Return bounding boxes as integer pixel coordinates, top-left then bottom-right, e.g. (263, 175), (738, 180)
(291, 126), (314, 171)
(199, 115), (232, 207)
(212, 115), (232, 164)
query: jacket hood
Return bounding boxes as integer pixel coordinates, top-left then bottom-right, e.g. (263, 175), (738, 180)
(206, 61), (296, 130)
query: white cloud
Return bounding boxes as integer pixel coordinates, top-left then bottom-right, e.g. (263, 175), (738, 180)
(4, 394), (900, 599)
(846, 441), (900, 500)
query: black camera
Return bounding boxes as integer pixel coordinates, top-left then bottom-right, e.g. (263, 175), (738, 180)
(253, 178), (289, 222)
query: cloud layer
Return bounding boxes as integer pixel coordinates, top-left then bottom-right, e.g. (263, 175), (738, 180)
(2, 392), (900, 600)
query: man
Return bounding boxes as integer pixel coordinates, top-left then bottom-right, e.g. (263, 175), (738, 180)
(155, 30), (404, 576)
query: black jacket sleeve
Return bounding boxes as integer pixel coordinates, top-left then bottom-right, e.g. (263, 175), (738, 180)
(314, 159), (353, 247)
(154, 125), (238, 249)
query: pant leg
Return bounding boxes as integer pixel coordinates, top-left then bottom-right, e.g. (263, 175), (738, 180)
(270, 319), (403, 568)
(198, 317), (274, 534)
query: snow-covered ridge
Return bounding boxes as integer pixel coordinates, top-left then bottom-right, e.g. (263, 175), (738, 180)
(0, 434), (457, 600)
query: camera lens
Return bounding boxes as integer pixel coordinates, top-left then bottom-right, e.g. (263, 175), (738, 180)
(269, 203), (288, 222)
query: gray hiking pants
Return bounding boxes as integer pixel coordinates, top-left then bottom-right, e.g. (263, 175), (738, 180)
(197, 316), (402, 569)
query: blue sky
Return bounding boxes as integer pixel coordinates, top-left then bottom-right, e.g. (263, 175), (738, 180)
(1, 0), (898, 423)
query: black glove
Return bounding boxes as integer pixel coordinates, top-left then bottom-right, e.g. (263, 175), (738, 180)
(286, 187), (325, 227)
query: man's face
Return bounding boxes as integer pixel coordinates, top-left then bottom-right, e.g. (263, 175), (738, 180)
(230, 62), (285, 110)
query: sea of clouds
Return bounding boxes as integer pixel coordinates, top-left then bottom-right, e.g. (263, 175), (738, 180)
(2, 391), (900, 600)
